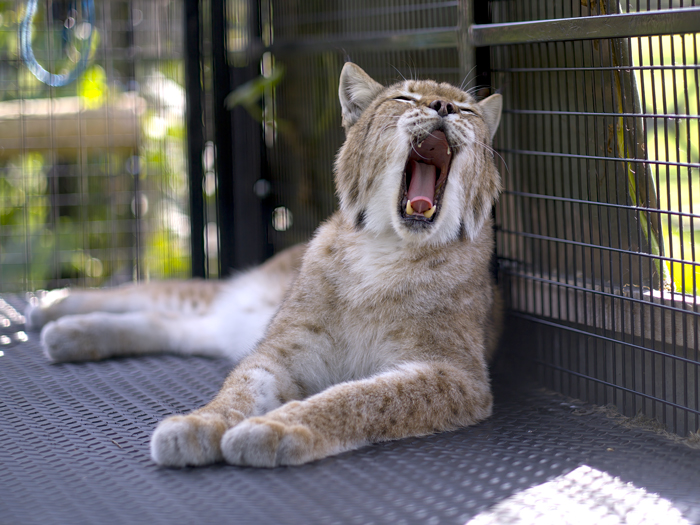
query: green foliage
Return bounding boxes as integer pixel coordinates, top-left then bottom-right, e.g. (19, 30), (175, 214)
(0, 153), (54, 288)
(225, 62), (285, 122)
(79, 65), (108, 109)
(0, 4), (192, 291)
(631, 34), (700, 294)
(145, 229), (190, 279)
(0, 3), (19, 59)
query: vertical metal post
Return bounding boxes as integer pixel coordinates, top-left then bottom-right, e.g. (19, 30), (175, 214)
(458, 0), (475, 86)
(127, 2), (141, 281)
(465, 1), (497, 282)
(184, 0), (206, 278)
(211, 0), (267, 272)
(211, 0), (235, 276)
(473, 1), (492, 95)
(228, 0), (266, 269)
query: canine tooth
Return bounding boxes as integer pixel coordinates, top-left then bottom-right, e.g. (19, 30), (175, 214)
(406, 200), (414, 215)
(447, 147), (451, 155)
(423, 206), (436, 219)
(417, 141), (423, 148)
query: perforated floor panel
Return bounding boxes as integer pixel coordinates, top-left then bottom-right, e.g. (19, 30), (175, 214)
(2, 295), (699, 525)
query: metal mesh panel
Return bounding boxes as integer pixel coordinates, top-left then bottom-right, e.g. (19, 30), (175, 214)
(272, 0), (458, 38)
(490, 2), (700, 436)
(4, 0), (699, 439)
(263, 0), (464, 252)
(0, 1), (191, 292)
(254, 1), (700, 437)
(2, 296), (700, 524)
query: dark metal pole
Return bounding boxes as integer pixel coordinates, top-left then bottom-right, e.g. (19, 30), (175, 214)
(473, 0), (492, 96)
(211, 0), (266, 272)
(184, 0), (206, 278)
(211, 0), (235, 276)
(229, 0), (266, 269)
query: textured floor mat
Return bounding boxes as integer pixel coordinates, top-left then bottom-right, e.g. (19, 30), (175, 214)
(1, 295), (699, 525)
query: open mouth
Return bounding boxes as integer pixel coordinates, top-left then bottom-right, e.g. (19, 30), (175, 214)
(400, 130), (453, 224)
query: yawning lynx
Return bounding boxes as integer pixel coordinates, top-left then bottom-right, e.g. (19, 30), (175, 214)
(27, 63), (503, 467)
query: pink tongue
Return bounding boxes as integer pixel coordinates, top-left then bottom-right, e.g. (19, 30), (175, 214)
(407, 160), (436, 213)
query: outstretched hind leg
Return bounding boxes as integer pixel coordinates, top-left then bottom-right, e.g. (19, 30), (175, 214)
(26, 244), (306, 331)
(25, 280), (223, 331)
(40, 311), (246, 363)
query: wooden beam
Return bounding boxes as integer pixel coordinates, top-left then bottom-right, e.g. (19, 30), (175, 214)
(0, 93), (146, 158)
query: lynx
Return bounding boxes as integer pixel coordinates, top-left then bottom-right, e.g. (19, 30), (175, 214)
(27, 63), (503, 467)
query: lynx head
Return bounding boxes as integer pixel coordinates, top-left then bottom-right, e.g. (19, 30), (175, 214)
(335, 62), (502, 246)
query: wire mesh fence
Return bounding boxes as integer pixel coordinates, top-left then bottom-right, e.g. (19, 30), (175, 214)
(1, 0), (698, 437)
(0, 0), (191, 292)
(255, 0), (700, 436)
(488, 1), (700, 436)
(259, 0), (466, 253)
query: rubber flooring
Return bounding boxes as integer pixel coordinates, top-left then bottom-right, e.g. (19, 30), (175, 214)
(1, 294), (699, 524)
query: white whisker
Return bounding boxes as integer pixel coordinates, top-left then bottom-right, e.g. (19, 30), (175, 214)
(391, 65), (407, 82)
(467, 85), (489, 96)
(459, 66), (478, 91)
(474, 140), (510, 175)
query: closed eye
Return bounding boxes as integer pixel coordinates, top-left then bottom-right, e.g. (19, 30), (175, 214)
(455, 105), (476, 114)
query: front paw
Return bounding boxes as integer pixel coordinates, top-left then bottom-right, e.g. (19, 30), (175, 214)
(221, 416), (318, 468)
(41, 315), (109, 362)
(150, 414), (228, 467)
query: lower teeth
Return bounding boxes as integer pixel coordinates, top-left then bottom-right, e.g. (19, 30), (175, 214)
(405, 200), (436, 218)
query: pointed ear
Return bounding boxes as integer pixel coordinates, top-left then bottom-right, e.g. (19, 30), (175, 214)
(477, 93), (502, 141)
(339, 63), (384, 130)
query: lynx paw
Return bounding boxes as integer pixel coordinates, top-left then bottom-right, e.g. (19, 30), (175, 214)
(150, 414), (228, 467)
(25, 303), (47, 331)
(221, 416), (319, 468)
(41, 315), (107, 362)
(25, 289), (71, 331)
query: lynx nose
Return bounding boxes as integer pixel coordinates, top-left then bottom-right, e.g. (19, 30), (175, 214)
(429, 99), (456, 117)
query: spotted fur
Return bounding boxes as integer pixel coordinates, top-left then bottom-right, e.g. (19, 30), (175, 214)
(28, 63), (503, 468)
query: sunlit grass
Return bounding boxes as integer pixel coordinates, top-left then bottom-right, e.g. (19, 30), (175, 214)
(631, 33), (700, 294)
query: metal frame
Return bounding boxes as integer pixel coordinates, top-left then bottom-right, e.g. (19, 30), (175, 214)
(210, 0), (236, 275)
(245, 7), (700, 53)
(184, 0), (206, 278)
(471, 7), (700, 46)
(184, 0), (269, 276)
(486, 3), (699, 435)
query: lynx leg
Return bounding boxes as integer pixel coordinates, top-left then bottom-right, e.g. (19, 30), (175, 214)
(26, 280), (223, 330)
(150, 355), (303, 467)
(221, 361), (492, 467)
(40, 311), (239, 362)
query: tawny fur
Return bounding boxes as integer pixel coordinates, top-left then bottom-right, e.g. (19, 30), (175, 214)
(27, 63), (503, 468)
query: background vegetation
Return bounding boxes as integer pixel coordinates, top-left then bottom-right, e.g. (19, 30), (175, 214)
(0, 1), (190, 292)
(632, 33), (700, 294)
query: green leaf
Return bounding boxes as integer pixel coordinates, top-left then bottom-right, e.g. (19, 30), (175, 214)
(224, 64), (285, 112)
